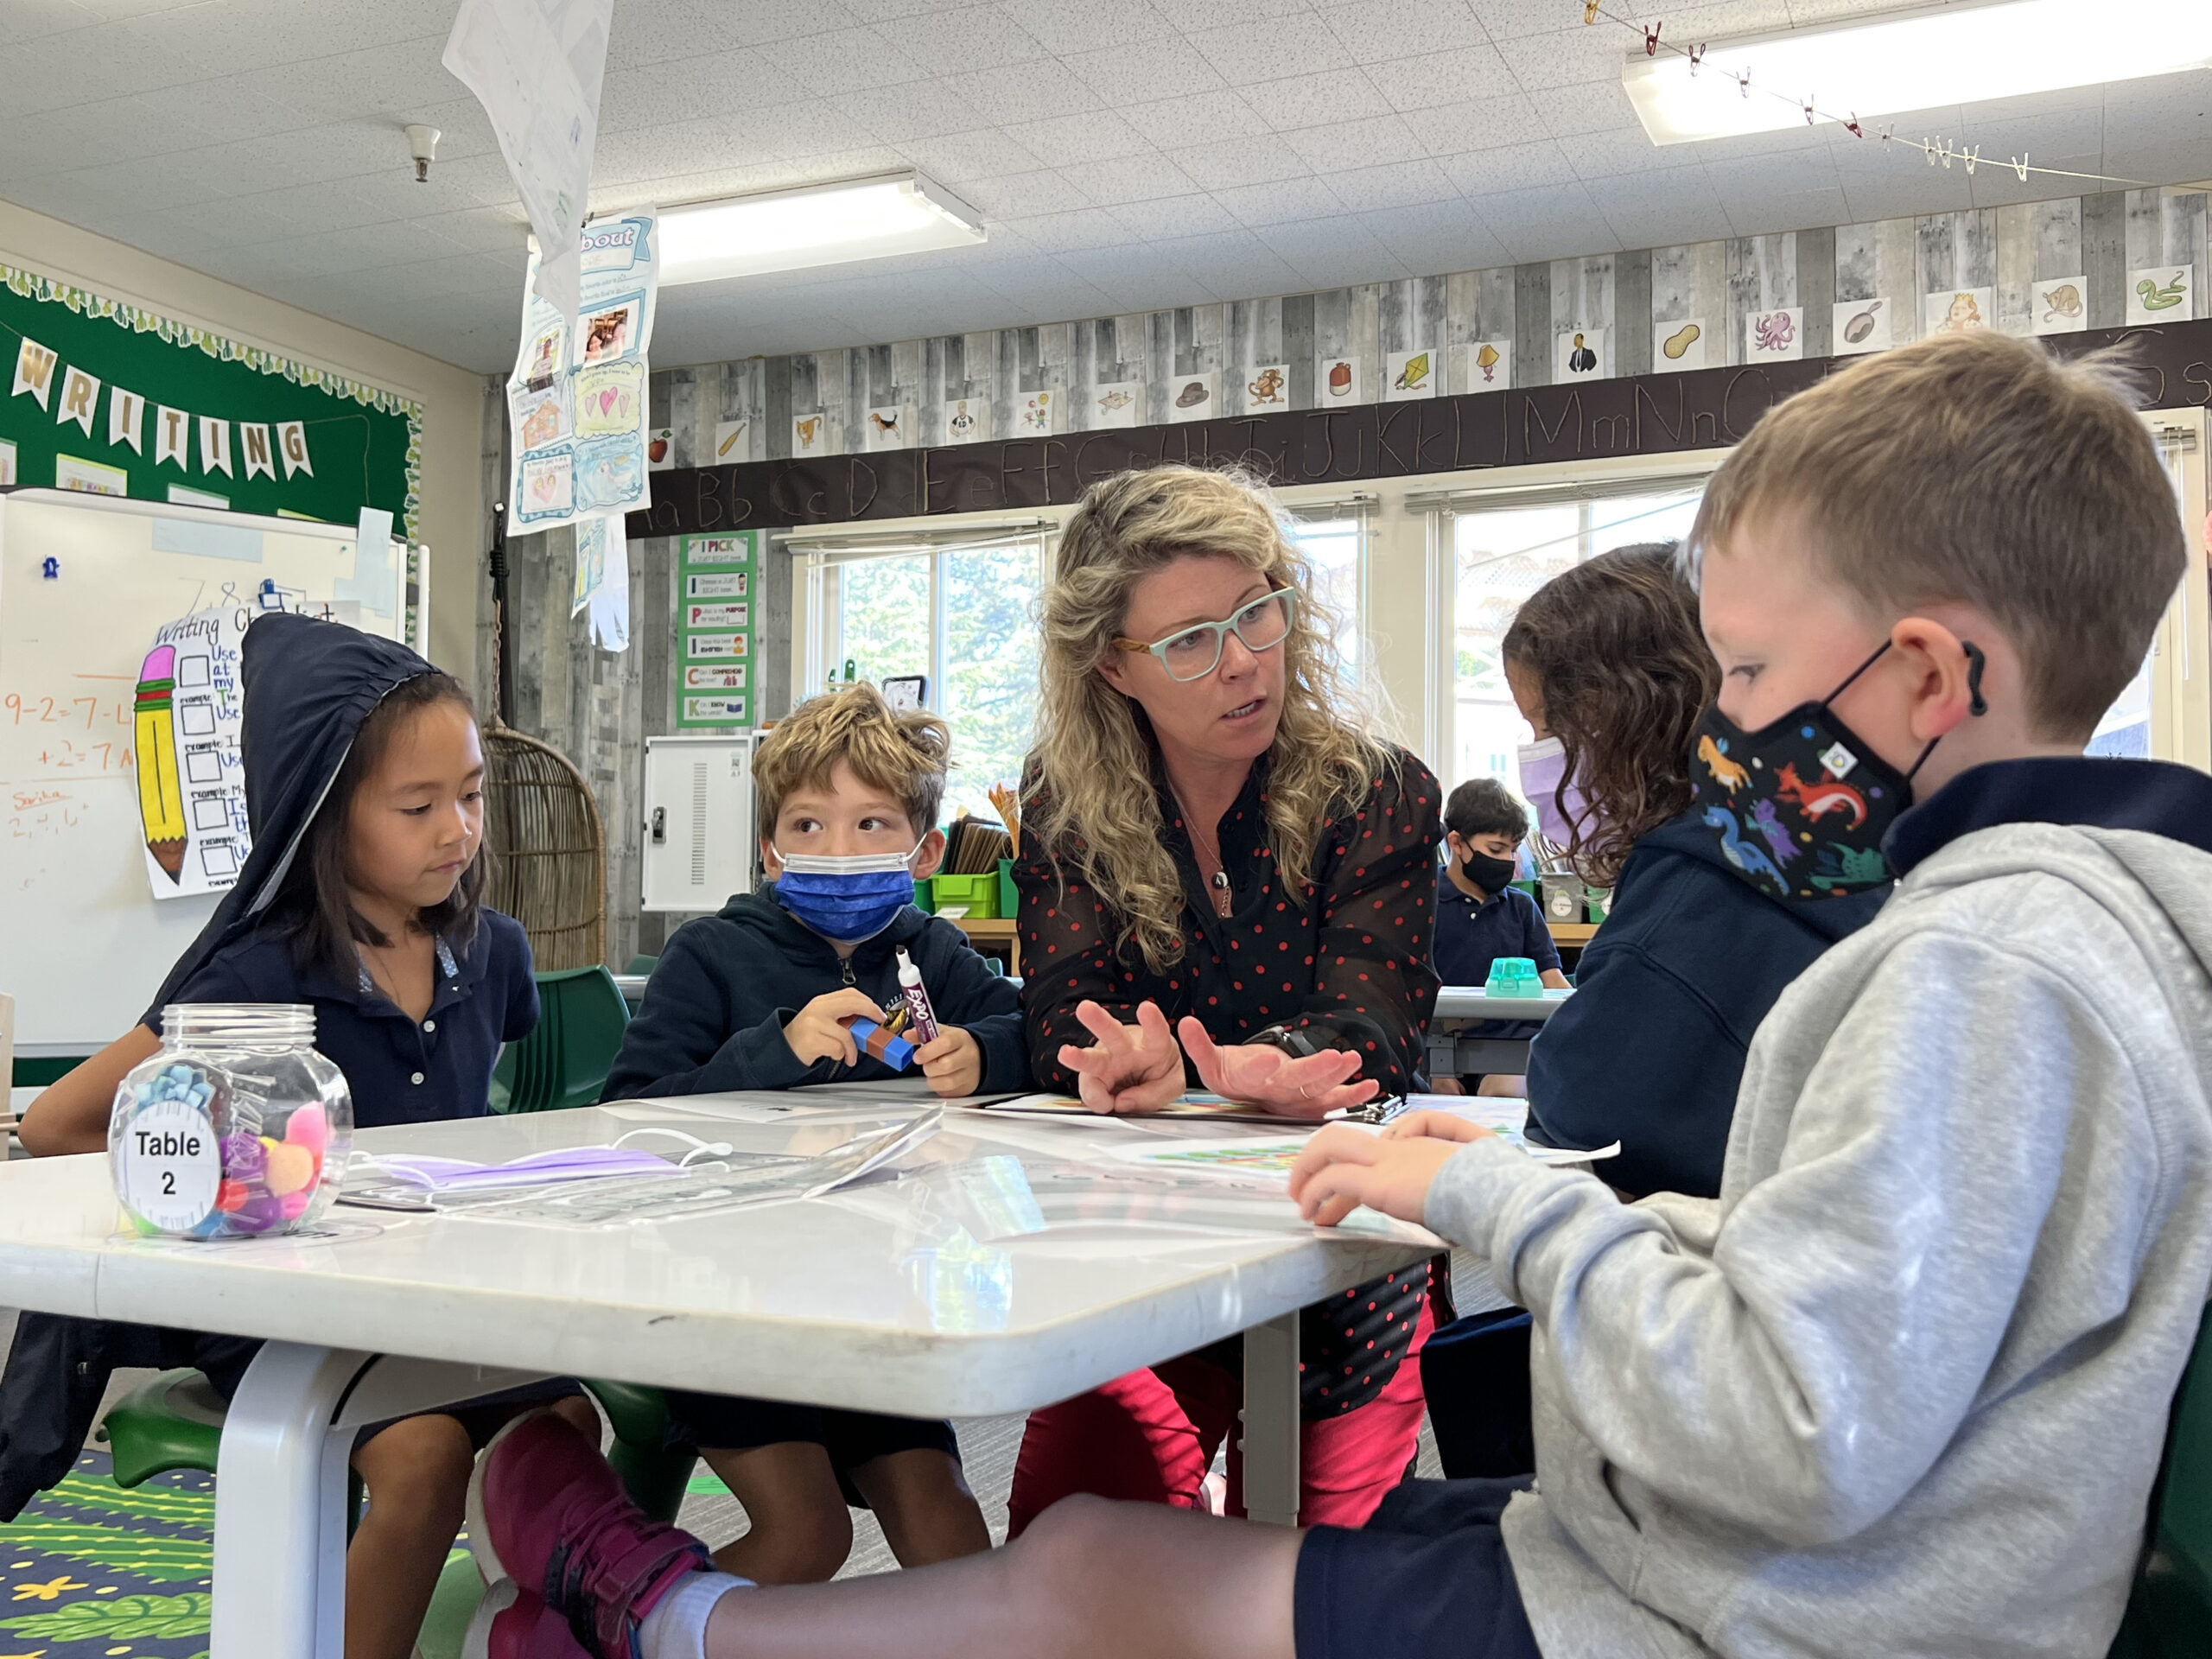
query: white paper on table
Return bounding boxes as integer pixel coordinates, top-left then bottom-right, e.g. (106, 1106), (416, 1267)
(442, 0), (613, 324)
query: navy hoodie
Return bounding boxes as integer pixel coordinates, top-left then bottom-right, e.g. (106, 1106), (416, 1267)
(602, 884), (1028, 1099)
(1526, 806), (1891, 1198)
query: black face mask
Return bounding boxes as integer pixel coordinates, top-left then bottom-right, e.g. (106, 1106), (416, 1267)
(1690, 639), (1986, 900)
(1457, 848), (1520, 895)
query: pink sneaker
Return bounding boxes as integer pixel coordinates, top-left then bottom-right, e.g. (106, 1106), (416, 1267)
(463, 1580), (589, 1658)
(467, 1409), (709, 1659)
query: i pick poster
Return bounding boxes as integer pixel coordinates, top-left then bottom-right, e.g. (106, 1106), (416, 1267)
(508, 210), (660, 533)
(133, 607), (249, 899)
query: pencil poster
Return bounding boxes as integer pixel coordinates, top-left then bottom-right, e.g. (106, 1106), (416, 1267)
(135, 606), (249, 899)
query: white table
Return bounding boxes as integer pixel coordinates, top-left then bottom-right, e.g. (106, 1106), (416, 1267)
(0, 1084), (1433, 1658)
(1427, 985), (1573, 1079)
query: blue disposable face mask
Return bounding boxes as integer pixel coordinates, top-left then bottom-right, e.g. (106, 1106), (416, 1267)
(771, 842), (922, 942)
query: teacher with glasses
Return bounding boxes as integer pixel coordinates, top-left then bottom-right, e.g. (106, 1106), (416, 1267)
(1007, 464), (1446, 1535)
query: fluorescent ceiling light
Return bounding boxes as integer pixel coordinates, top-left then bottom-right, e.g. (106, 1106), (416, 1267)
(1624, 0), (2212, 145)
(657, 174), (984, 285)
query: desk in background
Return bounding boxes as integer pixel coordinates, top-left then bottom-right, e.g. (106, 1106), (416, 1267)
(1428, 986), (1573, 1080)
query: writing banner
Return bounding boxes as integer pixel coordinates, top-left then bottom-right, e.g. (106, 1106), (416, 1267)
(0, 264), (419, 530)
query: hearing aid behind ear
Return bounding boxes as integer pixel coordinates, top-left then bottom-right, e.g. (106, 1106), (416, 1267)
(1963, 641), (1989, 717)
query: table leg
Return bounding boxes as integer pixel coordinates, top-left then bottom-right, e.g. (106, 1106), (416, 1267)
(1239, 1310), (1301, 1529)
(210, 1343), (373, 1659)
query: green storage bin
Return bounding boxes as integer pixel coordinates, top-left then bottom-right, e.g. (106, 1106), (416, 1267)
(931, 873), (1000, 918)
(912, 877), (936, 914)
(997, 856), (1016, 921)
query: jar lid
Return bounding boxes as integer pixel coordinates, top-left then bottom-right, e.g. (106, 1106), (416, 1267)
(161, 1003), (316, 1044)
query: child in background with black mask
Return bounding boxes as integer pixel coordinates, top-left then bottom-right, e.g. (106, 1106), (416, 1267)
(1431, 778), (1567, 1095)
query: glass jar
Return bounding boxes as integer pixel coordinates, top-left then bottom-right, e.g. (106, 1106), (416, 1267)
(109, 1004), (353, 1239)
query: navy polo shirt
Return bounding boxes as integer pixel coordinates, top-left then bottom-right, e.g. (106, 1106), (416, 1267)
(149, 909), (537, 1128)
(1432, 869), (1560, 987)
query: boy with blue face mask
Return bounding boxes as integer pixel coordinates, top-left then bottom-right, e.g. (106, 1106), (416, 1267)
(601, 683), (1022, 1586)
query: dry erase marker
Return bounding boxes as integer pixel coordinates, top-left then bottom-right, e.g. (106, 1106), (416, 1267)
(896, 948), (941, 1045)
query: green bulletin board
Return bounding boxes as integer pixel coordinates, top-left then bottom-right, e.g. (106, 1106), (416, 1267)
(677, 531), (756, 728)
(0, 263), (420, 531)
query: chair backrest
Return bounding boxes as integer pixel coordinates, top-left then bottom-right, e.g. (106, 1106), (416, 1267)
(2113, 1303), (2212, 1656)
(494, 966), (631, 1114)
(482, 725), (607, 971)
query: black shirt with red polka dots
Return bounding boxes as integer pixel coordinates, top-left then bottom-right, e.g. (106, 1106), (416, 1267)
(1015, 747), (1446, 1416)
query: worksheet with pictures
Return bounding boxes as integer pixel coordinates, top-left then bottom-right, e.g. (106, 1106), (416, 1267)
(677, 531), (755, 728)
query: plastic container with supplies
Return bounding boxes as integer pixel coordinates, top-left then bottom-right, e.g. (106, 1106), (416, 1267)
(109, 1004), (353, 1240)
(931, 873), (1001, 918)
(1538, 873), (1584, 924)
(912, 878), (937, 915)
(996, 856), (1016, 921)
(1585, 887), (1613, 923)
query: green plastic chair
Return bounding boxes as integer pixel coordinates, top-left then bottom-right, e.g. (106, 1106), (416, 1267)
(623, 953), (660, 976)
(491, 965), (632, 1115)
(2110, 1306), (2212, 1656)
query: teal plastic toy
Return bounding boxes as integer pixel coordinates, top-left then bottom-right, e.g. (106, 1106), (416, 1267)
(1484, 957), (1542, 997)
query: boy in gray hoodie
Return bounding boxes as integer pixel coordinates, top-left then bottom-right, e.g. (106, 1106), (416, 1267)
(458, 331), (2212, 1659)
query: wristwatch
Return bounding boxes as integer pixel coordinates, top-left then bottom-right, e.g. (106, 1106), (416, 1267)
(1248, 1023), (1322, 1059)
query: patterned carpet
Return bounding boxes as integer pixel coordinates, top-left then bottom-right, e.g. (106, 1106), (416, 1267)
(0, 1452), (216, 1659)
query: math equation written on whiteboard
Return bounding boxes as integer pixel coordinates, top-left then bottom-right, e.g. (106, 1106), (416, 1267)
(131, 606), (249, 900)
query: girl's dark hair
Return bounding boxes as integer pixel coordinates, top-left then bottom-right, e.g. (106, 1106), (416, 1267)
(274, 671), (487, 979)
(1501, 542), (1718, 887)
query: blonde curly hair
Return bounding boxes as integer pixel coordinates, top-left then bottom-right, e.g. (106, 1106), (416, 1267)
(1027, 466), (1389, 971)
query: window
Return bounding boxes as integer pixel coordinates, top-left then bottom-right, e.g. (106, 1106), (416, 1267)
(1448, 486), (1706, 810)
(1290, 514), (1364, 679)
(810, 535), (1049, 822)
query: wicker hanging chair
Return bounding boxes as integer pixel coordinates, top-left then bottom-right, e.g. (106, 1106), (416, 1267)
(481, 722), (607, 970)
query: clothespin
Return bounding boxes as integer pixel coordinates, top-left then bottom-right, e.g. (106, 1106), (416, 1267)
(2011, 153), (2030, 181)
(1844, 112), (1864, 138)
(1926, 137), (1941, 166)
(1735, 66), (1751, 98)
(1878, 123), (1895, 143)
(1644, 22), (1662, 54)
(1584, 0), (1599, 21)
(1687, 42), (1705, 73)
(1962, 145), (1980, 176)
(1803, 95), (1816, 125)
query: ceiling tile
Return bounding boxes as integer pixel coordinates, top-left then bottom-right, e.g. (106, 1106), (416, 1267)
(1471, 180), (1606, 261)
(1011, 0), (1177, 55)
(1065, 152), (1204, 206)
(1322, 157), (1462, 211)
(994, 207), (1131, 251)
(1186, 13), (1350, 90)
(1057, 36), (1228, 105)
(757, 27), (938, 94)
(688, 0), (866, 48)
(1242, 69), (1396, 133)
(1491, 26), (1622, 90)
(1367, 45), (1516, 114)
(1357, 203), (1514, 274)
(955, 168), (1096, 216)
(1215, 175), (1348, 226)
(1006, 111), (1154, 168)
(605, 2), (739, 71)
(1320, 0), (1491, 65)
(897, 127), (1050, 183)
(1120, 90), (1270, 149)
(1440, 138), (1579, 194)
(1535, 79), (1638, 139)
(1399, 92), (1544, 156)
(896, 4), (1053, 75)
(1108, 194), (1244, 238)
(1284, 113), (1428, 172)
(1167, 133), (1313, 191)
(938, 59), (1108, 124)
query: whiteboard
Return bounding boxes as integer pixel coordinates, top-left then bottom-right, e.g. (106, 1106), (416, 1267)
(0, 490), (414, 1051)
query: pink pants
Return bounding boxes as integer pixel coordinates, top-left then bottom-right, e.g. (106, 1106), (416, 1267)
(1006, 1301), (1435, 1535)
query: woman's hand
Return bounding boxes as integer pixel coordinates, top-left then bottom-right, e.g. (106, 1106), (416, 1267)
(914, 1027), (983, 1097)
(1289, 1122), (1484, 1228)
(1177, 1017), (1378, 1120)
(1058, 1000), (1185, 1114)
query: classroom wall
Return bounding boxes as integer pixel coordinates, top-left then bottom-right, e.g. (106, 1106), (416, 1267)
(0, 197), (493, 685)
(505, 185), (2212, 964)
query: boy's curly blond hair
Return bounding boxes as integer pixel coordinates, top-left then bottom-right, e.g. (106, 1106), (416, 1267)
(755, 683), (950, 836)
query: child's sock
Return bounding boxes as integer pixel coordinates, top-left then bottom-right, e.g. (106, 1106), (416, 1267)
(639, 1570), (752, 1659)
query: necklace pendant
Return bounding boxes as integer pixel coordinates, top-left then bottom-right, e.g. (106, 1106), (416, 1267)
(1210, 870), (1230, 890)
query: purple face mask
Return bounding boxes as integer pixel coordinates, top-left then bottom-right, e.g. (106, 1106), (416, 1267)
(1516, 738), (1591, 850)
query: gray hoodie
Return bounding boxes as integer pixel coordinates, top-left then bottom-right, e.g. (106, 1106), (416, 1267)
(1427, 816), (2212, 1658)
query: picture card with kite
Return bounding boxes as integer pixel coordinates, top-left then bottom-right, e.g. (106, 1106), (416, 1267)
(508, 208), (660, 532)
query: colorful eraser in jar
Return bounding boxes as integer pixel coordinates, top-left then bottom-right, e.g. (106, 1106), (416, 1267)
(263, 1141), (316, 1198)
(284, 1103), (329, 1159)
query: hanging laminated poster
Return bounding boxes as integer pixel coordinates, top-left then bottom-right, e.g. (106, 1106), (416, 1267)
(1319, 356), (1360, 402)
(1654, 319), (1707, 372)
(943, 397), (986, 443)
(134, 607), (250, 899)
(1744, 308), (1802, 363)
(1832, 298), (1891, 355)
(1554, 327), (1607, 379)
(2031, 276), (2088, 335)
(1458, 340), (1510, 390)
(676, 531), (758, 729)
(791, 412), (828, 455)
(1243, 363), (1289, 410)
(866, 405), (908, 451)
(571, 516), (605, 617)
(1384, 349), (1435, 400)
(1014, 389), (1054, 435)
(2128, 266), (2193, 323)
(713, 417), (750, 461)
(1168, 372), (1216, 423)
(1090, 381), (1141, 429)
(506, 209), (659, 532)
(1923, 288), (1992, 337)
(581, 513), (629, 652)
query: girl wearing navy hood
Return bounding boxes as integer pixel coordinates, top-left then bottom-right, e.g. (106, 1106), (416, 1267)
(1504, 544), (1892, 1199)
(8, 613), (594, 1659)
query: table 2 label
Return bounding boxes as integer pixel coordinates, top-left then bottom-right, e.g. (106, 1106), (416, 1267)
(115, 1097), (220, 1232)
